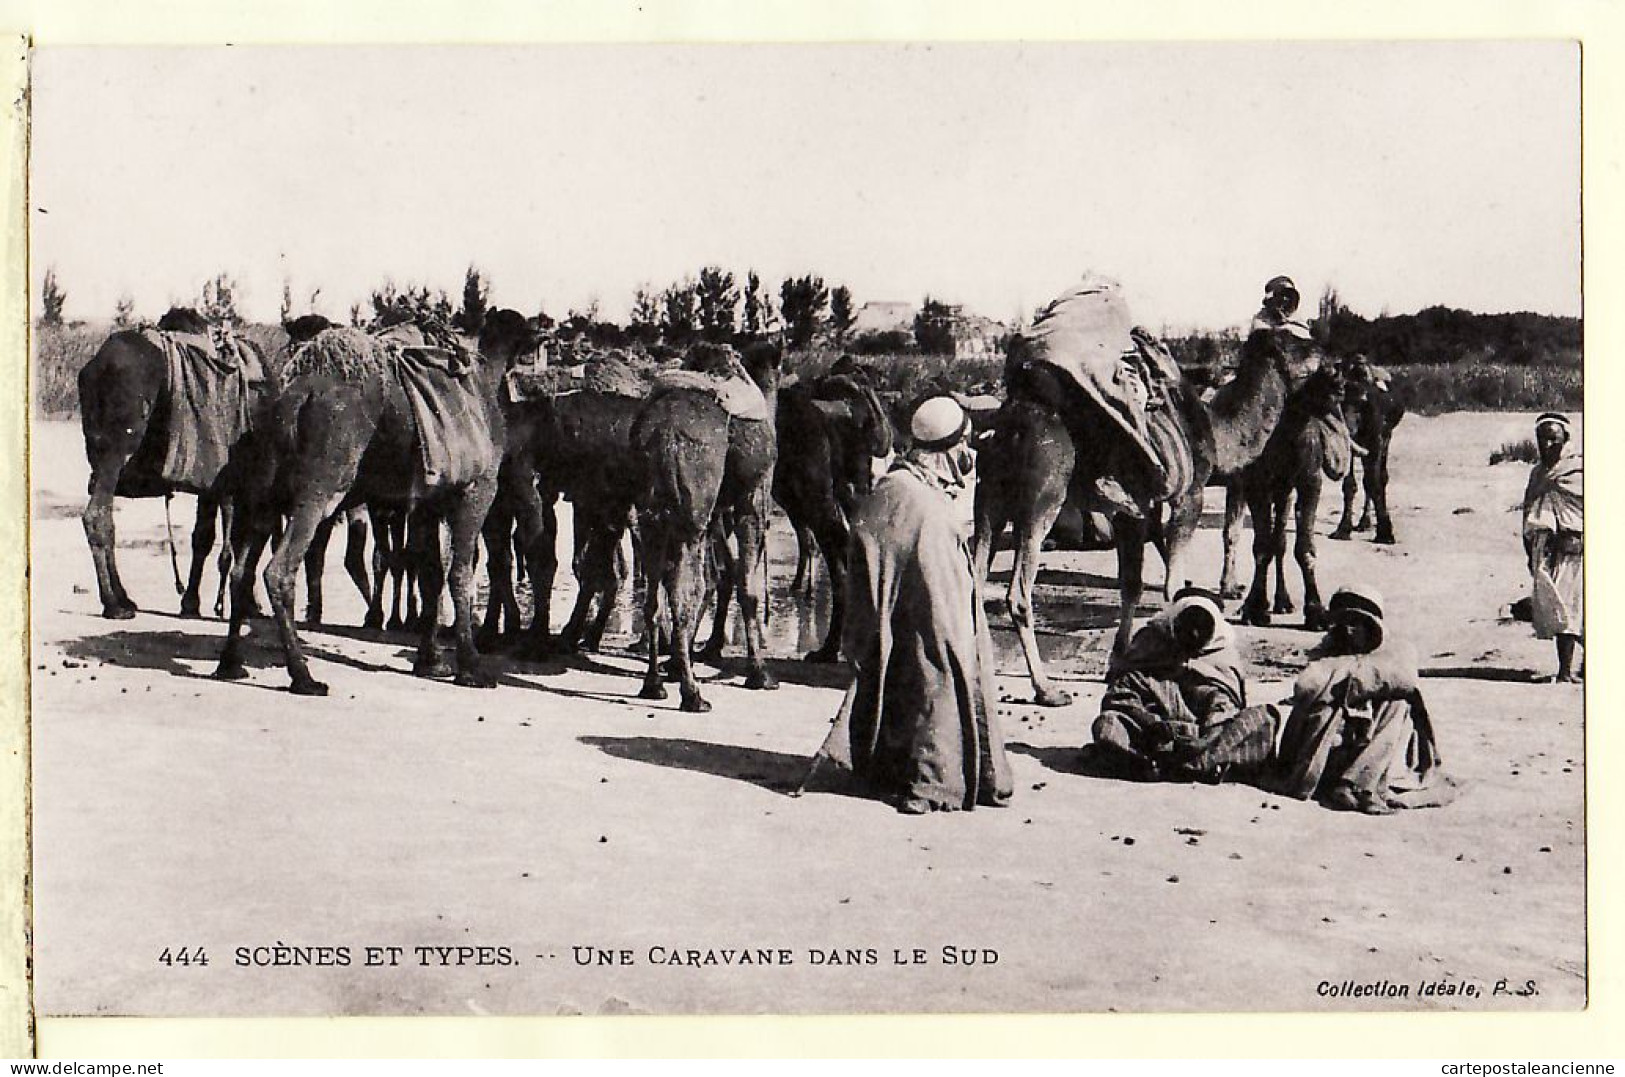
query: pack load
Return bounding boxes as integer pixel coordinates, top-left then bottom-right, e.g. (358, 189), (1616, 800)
(146, 324), (265, 490)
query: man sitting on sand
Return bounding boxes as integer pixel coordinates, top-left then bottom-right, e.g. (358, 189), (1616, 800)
(1272, 585), (1454, 814)
(1089, 587), (1279, 784)
(1522, 412), (1583, 683)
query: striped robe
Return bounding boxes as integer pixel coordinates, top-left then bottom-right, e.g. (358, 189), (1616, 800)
(1091, 613), (1278, 783)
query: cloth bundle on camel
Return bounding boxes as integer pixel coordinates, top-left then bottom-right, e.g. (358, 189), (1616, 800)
(1018, 277), (1197, 506)
(284, 325), (497, 491)
(505, 350), (656, 402)
(143, 324), (266, 490)
(650, 346), (772, 421)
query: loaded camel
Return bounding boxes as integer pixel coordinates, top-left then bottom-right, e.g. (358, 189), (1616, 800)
(974, 326), (1315, 706)
(212, 309), (541, 695)
(77, 308), (286, 620)
(631, 341), (781, 712)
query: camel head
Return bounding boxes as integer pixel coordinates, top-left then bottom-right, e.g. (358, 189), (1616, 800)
(478, 308), (545, 367)
(282, 314), (335, 350)
(811, 372), (897, 491)
(1295, 363), (1348, 422)
(157, 307), (210, 335)
(737, 339), (784, 395)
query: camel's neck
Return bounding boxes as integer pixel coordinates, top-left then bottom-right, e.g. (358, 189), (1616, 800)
(1207, 350), (1289, 474)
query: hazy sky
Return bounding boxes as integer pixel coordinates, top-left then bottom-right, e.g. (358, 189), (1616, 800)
(29, 42), (1580, 331)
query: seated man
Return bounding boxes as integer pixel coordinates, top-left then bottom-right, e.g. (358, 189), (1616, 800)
(1089, 588), (1278, 783)
(1272, 585), (1455, 814)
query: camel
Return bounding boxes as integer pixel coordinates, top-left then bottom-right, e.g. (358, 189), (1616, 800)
(78, 308), (275, 620)
(631, 341), (781, 712)
(974, 328), (1311, 706)
(212, 309), (541, 695)
(769, 368), (895, 661)
(1330, 362), (1404, 545)
(1237, 363), (1352, 628)
(482, 382), (645, 655)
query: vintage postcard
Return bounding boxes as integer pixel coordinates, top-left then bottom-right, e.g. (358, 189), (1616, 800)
(6, 15), (1617, 1057)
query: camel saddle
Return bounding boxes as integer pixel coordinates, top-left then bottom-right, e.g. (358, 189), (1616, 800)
(375, 321), (474, 376)
(650, 367), (770, 422)
(1024, 279), (1170, 466)
(143, 326), (264, 491)
(504, 352), (653, 403)
(1021, 280), (1197, 510)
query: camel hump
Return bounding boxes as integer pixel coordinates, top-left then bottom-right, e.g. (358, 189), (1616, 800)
(651, 368), (770, 422)
(283, 327), (391, 384)
(156, 307), (209, 335)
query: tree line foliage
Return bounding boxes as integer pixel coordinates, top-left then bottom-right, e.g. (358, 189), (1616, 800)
(1313, 289), (1580, 368)
(33, 267), (1582, 419)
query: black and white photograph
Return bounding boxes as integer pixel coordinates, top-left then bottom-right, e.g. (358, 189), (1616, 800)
(21, 38), (1586, 1025)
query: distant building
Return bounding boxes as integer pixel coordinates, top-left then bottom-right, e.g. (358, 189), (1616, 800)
(849, 301), (916, 336)
(850, 299), (1008, 356)
(948, 310), (1007, 359)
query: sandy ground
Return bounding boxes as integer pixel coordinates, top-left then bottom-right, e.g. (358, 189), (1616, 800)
(28, 412), (1584, 1016)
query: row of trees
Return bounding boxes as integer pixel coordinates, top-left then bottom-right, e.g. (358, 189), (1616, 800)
(626, 269), (857, 349)
(1312, 287), (1581, 367)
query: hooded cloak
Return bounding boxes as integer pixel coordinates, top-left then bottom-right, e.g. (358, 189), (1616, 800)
(832, 462), (1013, 811)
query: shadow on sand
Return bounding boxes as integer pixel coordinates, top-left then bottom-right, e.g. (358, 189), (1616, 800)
(579, 734), (818, 795)
(1006, 741), (1150, 786)
(1420, 666), (1546, 683)
(58, 613), (425, 688)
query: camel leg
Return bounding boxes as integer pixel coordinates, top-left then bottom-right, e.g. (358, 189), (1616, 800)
(1158, 488), (1204, 604)
(582, 524), (628, 651)
(81, 447), (139, 619)
(558, 525), (605, 651)
(478, 498), (516, 651)
(265, 492), (347, 696)
(638, 528), (671, 702)
(502, 467), (555, 658)
(410, 510), (452, 679)
(1217, 478), (1247, 600)
(343, 508), (371, 612)
(790, 520), (814, 594)
(561, 507), (620, 652)
(213, 519), (271, 681)
(1296, 480), (1328, 628)
(1331, 468), (1358, 540)
(696, 523), (734, 663)
(1368, 448), (1396, 545)
(1272, 491), (1295, 615)
(385, 514), (408, 631)
(1273, 549), (1294, 614)
(402, 518), (423, 631)
(521, 490), (559, 650)
(450, 479), (500, 688)
(803, 503), (849, 663)
(1113, 516), (1148, 657)
(213, 499), (236, 618)
(670, 535), (713, 710)
(302, 513), (340, 627)
(364, 508), (388, 630)
(735, 495), (778, 691)
(179, 491), (219, 618)
(1239, 481), (1281, 627)
(1009, 497), (1071, 706)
